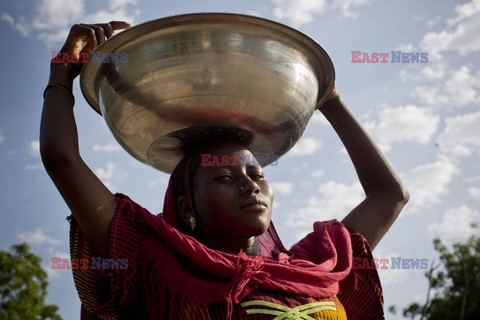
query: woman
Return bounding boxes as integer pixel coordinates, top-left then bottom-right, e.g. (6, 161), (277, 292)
(41, 21), (409, 319)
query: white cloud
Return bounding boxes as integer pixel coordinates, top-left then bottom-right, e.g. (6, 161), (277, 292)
(449, 17), (480, 56)
(412, 66), (480, 107)
(312, 169), (324, 177)
(17, 228), (60, 246)
(271, 182), (293, 195)
(332, 0), (373, 19)
(443, 66), (479, 106)
(419, 0), (480, 59)
(271, 0), (372, 26)
(95, 161), (121, 180)
(110, 0), (137, 10)
(44, 263), (65, 280)
(94, 161), (128, 191)
(399, 69), (421, 83)
(419, 29), (457, 61)
(93, 142), (121, 152)
(469, 186), (480, 200)
(411, 86), (449, 106)
(1, 13), (14, 25)
(0, 133), (4, 144)
(403, 157), (458, 212)
(272, 0), (327, 27)
(25, 163), (44, 171)
(428, 205), (479, 242)
(2, 0), (139, 45)
(426, 15), (442, 29)
(364, 105), (439, 151)
(28, 139), (40, 157)
(437, 111), (480, 157)
(448, 0), (480, 26)
(1, 13), (29, 37)
(285, 180), (363, 229)
(32, 0), (84, 30)
(289, 137), (322, 156)
(146, 176), (169, 189)
(83, 1), (139, 29)
(421, 64), (445, 80)
(310, 112), (330, 125)
(396, 43), (416, 52)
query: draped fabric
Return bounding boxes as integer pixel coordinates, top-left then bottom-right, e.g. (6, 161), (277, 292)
(69, 179), (384, 319)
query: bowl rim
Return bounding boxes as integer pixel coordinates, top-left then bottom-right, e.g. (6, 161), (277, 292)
(79, 12), (335, 116)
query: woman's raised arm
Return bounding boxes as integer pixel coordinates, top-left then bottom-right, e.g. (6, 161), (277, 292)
(317, 90), (409, 250)
(40, 22), (130, 258)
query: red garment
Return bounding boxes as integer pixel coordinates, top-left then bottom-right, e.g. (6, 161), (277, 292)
(70, 179), (384, 319)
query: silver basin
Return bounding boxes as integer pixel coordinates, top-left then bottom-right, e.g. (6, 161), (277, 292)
(80, 13), (335, 173)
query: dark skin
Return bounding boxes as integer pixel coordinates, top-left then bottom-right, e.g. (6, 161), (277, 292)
(41, 21), (409, 259)
(178, 143), (273, 255)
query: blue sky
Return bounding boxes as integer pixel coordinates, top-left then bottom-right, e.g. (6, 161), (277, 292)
(1, 0), (479, 318)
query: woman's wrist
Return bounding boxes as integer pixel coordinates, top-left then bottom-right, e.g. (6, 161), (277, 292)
(45, 63), (77, 104)
(48, 63), (78, 89)
(317, 94), (343, 113)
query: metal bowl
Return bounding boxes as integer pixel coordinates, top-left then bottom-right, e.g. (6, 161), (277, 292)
(80, 13), (334, 173)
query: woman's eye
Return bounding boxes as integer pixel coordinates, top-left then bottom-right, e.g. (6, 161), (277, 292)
(250, 173), (264, 180)
(215, 175), (233, 182)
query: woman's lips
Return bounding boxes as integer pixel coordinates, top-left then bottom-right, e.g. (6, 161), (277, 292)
(240, 200), (268, 210)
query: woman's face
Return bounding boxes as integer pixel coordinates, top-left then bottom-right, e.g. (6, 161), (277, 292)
(191, 144), (274, 247)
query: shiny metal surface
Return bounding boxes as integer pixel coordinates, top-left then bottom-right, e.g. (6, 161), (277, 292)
(80, 13), (335, 173)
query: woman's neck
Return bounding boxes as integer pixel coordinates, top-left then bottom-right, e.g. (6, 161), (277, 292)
(198, 233), (260, 256)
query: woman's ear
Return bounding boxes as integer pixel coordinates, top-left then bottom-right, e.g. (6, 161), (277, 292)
(178, 195), (193, 222)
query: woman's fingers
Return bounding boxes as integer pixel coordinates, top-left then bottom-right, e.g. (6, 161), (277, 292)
(59, 21), (131, 56)
(97, 23), (114, 39)
(109, 21), (132, 31)
(60, 24), (95, 57)
(91, 21), (131, 40)
(80, 24), (105, 47)
(51, 21), (131, 78)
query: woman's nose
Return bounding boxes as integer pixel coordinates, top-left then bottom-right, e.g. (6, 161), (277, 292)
(239, 178), (260, 195)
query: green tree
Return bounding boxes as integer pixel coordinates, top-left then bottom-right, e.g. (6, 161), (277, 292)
(0, 243), (62, 320)
(403, 234), (480, 320)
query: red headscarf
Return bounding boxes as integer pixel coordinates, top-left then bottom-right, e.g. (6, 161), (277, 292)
(134, 177), (354, 318)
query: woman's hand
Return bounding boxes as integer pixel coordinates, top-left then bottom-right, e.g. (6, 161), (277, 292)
(316, 83), (340, 111)
(325, 83), (339, 101)
(50, 21), (131, 81)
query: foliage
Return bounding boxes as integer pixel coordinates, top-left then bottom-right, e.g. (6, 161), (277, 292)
(401, 234), (480, 320)
(0, 243), (62, 320)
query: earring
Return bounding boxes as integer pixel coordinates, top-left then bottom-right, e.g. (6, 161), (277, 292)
(189, 216), (196, 231)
